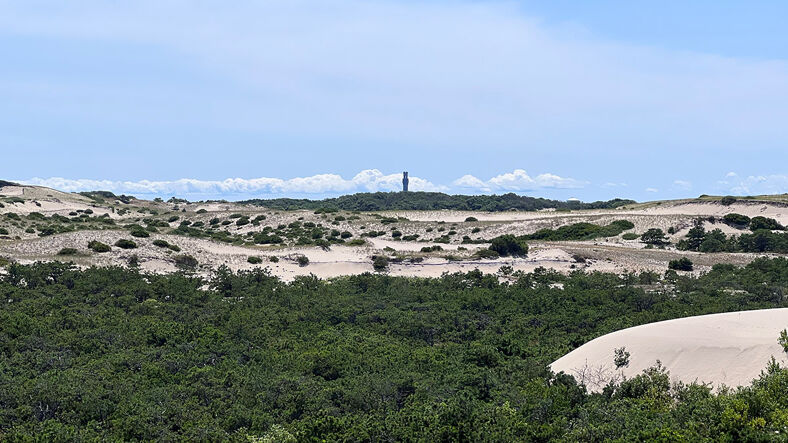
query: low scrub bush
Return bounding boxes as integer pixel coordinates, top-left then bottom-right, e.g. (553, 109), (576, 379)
(173, 254), (198, 270)
(295, 254), (310, 267)
(152, 239), (181, 252)
(750, 216), (784, 231)
(489, 235), (528, 257)
(372, 255), (390, 272)
(723, 213), (750, 227)
(114, 239), (138, 249)
(668, 257), (694, 271)
(640, 228), (668, 245)
(474, 249), (500, 259)
(57, 248), (78, 256)
(88, 240), (111, 253)
(526, 220), (634, 241)
(130, 227), (150, 238)
(720, 196), (737, 205)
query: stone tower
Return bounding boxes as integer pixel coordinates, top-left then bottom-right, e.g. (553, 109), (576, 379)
(402, 171), (409, 192)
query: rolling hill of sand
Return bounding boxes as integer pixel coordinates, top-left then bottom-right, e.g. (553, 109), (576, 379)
(550, 308), (788, 392)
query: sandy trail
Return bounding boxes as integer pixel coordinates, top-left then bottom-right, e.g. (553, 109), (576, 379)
(551, 308), (788, 392)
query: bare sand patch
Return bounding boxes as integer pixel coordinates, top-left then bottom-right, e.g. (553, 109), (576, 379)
(551, 308), (788, 392)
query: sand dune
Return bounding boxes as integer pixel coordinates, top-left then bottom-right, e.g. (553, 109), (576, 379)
(550, 308), (788, 392)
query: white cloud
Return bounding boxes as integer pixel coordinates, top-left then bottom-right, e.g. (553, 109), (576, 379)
(20, 169), (446, 196)
(453, 175), (492, 192)
(645, 187), (659, 193)
(673, 180), (692, 190)
(452, 169), (586, 193)
(20, 168), (585, 197)
(726, 174), (788, 195)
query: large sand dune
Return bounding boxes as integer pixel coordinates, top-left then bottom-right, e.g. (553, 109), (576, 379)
(551, 308), (788, 392)
(2, 184), (787, 278)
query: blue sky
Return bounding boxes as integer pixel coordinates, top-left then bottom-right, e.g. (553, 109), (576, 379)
(1, 1), (787, 201)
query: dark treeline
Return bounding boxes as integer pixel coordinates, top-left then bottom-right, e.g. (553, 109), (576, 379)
(2, 259), (788, 440)
(239, 192), (635, 212)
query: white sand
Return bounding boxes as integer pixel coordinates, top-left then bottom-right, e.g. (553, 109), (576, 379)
(550, 308), (788, 392)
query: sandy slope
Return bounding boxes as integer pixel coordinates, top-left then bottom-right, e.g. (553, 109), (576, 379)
(550, 308), (788, 392)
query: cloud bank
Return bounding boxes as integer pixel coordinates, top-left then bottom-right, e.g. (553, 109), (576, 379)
(453, 170), (586, 193)
(19, 169), (587, 197)
(21, 170), (446, 196)
(718, 173), (788, 196)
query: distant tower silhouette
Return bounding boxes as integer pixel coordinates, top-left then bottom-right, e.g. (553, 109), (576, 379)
(402, 171), (409, 192)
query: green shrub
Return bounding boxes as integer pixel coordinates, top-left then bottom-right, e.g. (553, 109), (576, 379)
(296, 255), (309, 267)
(0, 228), (8, 235)
(269, 256), (280, 263)
(779, 329), (788, 353)
(391, 230), (402, 238)
(622, 233), (639, 240)
(88, 240), (111, 253)
(346, 239), (366, 246)
(37, 226), (56, 237)
(750, 216), (784, 231)
(668, 257), (693, 271)
(489, 235), (528, 257)
(465, 216), (478, 222)
(57, 248), (78, 256)
(114, 239), (138, 249)
(196, 209), (208, 214)
(723, 213), (750, 227)
(168, 215), (180, 223)
(372, 255), (390, 272)
(640, 228), (668, 245)
(247, 256), (263, 264)
(340, 231), (352, 239)
(173, 254), (198, 270)
(526, 220), (634, 241)
(720, 196), (737, 205)
(471, 227), (481, 233)
(474, 249), (500, 259)
(152, 239), (181, 252)
(130, 228), (150, 238)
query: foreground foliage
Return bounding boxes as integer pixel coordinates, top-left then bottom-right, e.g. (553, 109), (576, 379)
(2, 259), (788, 440)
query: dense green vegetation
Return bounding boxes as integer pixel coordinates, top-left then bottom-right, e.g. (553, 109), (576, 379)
(525, 220), (634, 241)
(240, 192), (635, 212)
(488, 234), (529, 257)
(2, 259), (788, 440)
(0, 211), (116, 240)
(668, 257), (693, 271)
(678, 220), (788, 253)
